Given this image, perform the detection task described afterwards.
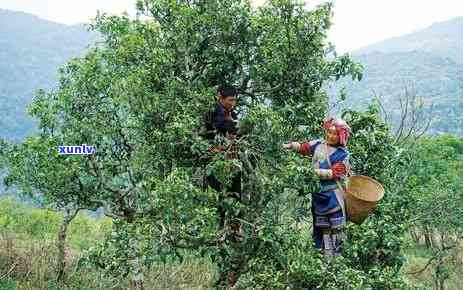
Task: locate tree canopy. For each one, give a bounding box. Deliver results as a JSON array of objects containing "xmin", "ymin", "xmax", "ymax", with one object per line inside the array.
[{"xmin": 2, "ymin": 1, "xmax": 423, "ymax": 289}]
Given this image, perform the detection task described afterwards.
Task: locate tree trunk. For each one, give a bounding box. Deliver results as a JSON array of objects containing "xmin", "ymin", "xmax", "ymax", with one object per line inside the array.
[
  {"xmin": 435, "ymin": 256, "xmax": 446, "ymax": 290},
  {"xmin": 57, "ymin": 207, "xmax": 80, "ymax": 281},
  {"xmin": 430, "ymin": 227, "xmax": 439, "ymax": 249},
  {"xmin": 120, "ymin": 192, "xmax": 145, "ymax": 290},
  {"xmin": 439, "ymin": 231, "xmax": 446, "ymax": 250},
  {"xmin": 410, "ymin": 227, "xmax": 420, "ymax": 244},
  {"xmin": 424, "ymin": 226, "xmax": 433, "ymax": 248},
  {"xmin": 128, "ymin": 232, "xmax": 144, "ymax": 290}
]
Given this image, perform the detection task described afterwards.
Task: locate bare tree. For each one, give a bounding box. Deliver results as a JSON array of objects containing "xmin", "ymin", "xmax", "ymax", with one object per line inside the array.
[{"xmin": 373, "ymin": 86, "xmax": 434, "ymax": 147}]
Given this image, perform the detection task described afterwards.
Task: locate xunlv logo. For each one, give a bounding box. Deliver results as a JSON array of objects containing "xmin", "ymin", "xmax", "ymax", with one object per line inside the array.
[{"xmin": 58, "ymin": 144, "xmax": 95, "ymax": 155}]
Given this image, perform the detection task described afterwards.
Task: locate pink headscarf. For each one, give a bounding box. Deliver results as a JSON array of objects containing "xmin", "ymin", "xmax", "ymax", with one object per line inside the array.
[{"xmin": 323, "ymin": 117, "xmax": 351, "ymax": 147}]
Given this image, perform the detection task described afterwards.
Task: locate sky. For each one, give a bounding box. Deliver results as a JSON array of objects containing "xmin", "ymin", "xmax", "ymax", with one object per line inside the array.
[{"xmin": 1, "ymin": 0, "xmax": 462, "ymax": 52}]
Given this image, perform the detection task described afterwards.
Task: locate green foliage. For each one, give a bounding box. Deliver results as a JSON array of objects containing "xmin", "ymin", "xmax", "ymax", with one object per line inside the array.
[
  {"xmin": 240, "ymin": 228, "xmax": 409, "ymax": 289},
  {"xmin": 407, "ymin": 134, "xmax": 463, "ymax": 232},
  {"xmin": 231, "ymin": 103, "xmax": 415, "ymax": 289},
  {"xmin": 0, "ymin": 202, "xmax": 214, "ymax": 289},
  {"xmin": 340, "ymin": 105, "xmax": 412, "ymax": 276},
  {"xmin": 0, "ymin": 198, "xmax": 60, "ymax": 238},
  {"xmin": 333, "ymin": 52, "xmax": 463, "ymax": 136},
  {"xmin": 0, "ymin": 198, "xmax": 110, "ymax": 249},
  {"xmin": 2, "ymin": 0, "xmax": 426, "ymax": 288},
  {"xmin": 0, "ymin": 280, "xmax": 16, "ymax": 290}
]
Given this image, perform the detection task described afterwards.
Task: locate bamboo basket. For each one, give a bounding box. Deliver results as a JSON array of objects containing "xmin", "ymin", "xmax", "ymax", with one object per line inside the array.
[{"xmin": 344, "ymin": 175, "xmax": 385, "ymax": 225}]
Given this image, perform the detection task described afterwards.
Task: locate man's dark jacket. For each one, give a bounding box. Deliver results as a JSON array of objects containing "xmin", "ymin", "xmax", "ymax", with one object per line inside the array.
[{"xmin": 204, "ymin": 103, "xmax": 239, "ymax": 140}]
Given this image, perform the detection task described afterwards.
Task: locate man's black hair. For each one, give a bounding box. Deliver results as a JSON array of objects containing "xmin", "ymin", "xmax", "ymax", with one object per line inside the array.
[{"xmin": 218, "ymin": 85, "xmax": 237, "ymax": 98}]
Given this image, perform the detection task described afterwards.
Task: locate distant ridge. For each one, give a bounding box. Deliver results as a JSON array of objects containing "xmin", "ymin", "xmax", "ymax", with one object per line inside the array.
[
  {"xmin": 353, "ymin": 16, "xmax": 463, "ymax": 63},
  {"xmin": 332, "ymin": 16, "xmax": 463, "ymax": 136},
  {"xmin": 0, "ymin": 9, "xmax": 99, "ymax": 141},
  {"xmin": 0, "ymin": 9, "xmax": 462, "ymax": 138}
]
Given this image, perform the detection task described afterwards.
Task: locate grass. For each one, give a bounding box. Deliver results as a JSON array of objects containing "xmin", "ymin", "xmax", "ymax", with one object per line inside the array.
[
  {"xmin": 1, "ymin": 198, "xmax": 462, "ymax": 289},
  {"xmin": 401, "ymin": 242, "xmax": 463, "ymax": 290},
  {"xmin": 0, "ymin": 236, "xmax": 215, "ymax": 289},
  {"xmin": 0, "ymin": 198, "xmax": 216, "ymax": 289}
]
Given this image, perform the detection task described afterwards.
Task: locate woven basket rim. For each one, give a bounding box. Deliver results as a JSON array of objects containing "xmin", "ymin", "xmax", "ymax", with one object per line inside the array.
[{"xmin": 346, "ymin": 175, "xmax": 385, "ymax": 202}]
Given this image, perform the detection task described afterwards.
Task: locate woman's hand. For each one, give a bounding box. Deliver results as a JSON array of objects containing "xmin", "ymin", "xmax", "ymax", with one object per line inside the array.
[
  {"xmin": 314, "ymin": 168, "xmax": 333, "ymax": 180},
  {"xmin": 281, "ymin": 142, "xmax": 293, "ymax": 150},
  {"xmin": 282, "ymin": 142, "xmax": 301, "ymax": 151}
]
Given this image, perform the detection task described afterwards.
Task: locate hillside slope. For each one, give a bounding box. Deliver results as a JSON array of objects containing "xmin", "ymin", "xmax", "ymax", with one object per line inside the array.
[
  {"xmin": 332, "ymin": 17, "xmax": 463, "ymax": 135},
  {"xmin": 0, "ymin": 9, "xmax": 99, "ymax": 141}
]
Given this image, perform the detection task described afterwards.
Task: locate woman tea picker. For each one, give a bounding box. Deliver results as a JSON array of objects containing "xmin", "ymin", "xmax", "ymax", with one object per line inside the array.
[{"xmin": 282, "ymin": 117, "xmax": 352, "ymax": 258}]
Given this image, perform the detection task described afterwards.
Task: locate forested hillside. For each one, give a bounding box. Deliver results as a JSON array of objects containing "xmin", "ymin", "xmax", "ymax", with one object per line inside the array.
[
  {"xmin": 331, "ymin": 17, "xmax": 463, "ymax": 135},
  {"xmin": 356, "ymin": 17, "xmax": 463, "ymax": 63},
  {"xmin": 0, "ymin": 9, "xmax": 99, "ymax": 141}
]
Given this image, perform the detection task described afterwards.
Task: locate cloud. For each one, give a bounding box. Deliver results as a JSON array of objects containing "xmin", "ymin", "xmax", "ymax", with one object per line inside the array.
[{"xmin": 328, "ymin": 0, "xmax": 463, "ymax": 52}]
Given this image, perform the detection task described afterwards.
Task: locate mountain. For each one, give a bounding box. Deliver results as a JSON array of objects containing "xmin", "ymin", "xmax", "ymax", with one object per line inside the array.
[
  {"xmin": 0, "ymin": 9, "xmax": 99, "ymax": 142},
  {"xmin": 331, "ymin": 17, "xmax": 463, "ymax": 136},
  {"xmin": 355, "ymin": 17, "xmax": 463, "ymax": 63},
  {"xmin": 1, "ymin": 9, "xmax": 462, "ymax": 140}
]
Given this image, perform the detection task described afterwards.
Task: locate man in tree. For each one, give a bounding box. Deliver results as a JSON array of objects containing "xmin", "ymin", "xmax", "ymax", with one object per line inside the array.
[
  {"xmin": 202, "ymin": 84, "xmax": 247, "ymax": 286},
  {"xmin": 203, "ymin": 85, "xmax": 242, "ymax": 222},
  {"xmin": 282, "ymin": 117, "xmax": 352, "ymax": 259}
]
